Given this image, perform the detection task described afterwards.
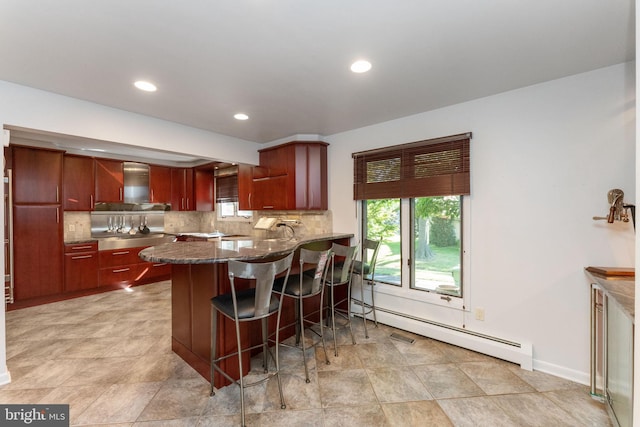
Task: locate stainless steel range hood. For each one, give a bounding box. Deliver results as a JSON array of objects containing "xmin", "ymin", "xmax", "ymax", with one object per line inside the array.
[{"xmin": 123, "ymin": 161, "xmax": 149, "ymax": 204}]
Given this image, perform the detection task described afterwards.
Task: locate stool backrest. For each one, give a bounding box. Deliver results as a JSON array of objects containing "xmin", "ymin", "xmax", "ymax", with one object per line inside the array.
[
  {"xmin": 330, "ymin": 243, "xmax": 359, "ymax": 284},
  {"xmin": 227, "ymin": 252, "xmax": 294, "ymax": 318},
  {"xmin": 362, "ymin": 238, "xmax": 382, "ymax": 279},
  {"xmin": 299, "ymin": 248, "xmax": 332, "ymax": 295}
]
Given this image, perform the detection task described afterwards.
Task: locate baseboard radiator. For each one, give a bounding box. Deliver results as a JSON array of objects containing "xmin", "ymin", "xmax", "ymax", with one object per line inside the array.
[{"xmin": 352, "ymin": 302, "xmax": 533, "ymax": 370}]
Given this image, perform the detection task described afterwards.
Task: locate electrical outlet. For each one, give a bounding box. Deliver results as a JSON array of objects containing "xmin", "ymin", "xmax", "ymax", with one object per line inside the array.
[
  {"xmin": 69, "ymin": 224, "xmax": 76, "ymax": 232},
  {"xmin": 475, "ymin": 308, "xmax": 485, "ymax": 321}
]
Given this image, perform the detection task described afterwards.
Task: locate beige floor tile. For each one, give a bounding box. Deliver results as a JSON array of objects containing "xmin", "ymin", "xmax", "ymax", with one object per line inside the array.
[
  {"xmin": 74, "ymin": 382, "xmax": 163, "ymax": 425},
  {"xmin": 366, "ymin": 366, "xmax": 433, "ymax": 403},
  {"xmin": 382, "ymin": 400, "xmax": 453, "ymax": 427},
  {"xmin": 391, "ymin": 336, "xmax": 449, "ymax": 365},
  {"xmin": 437, "ymin": 396, "xmax": 515, "ymax": 427},
  {"xmin": 354, "ymin": 342, "xmax": 408, "ymax": 368},
  {"xmin": 137, "ymin": 378, "xmax": 210, "ymax": 421},
  {"xmin": 39, "ymin": 384, "xmax": 107, "ymax": 425},
  {"xmin": 509, "ymin": 365, "xmax": 586, "ymax": 392},
  {"xmin": 543, "ymin": 388, "xmax": 614, "ymax": 426},
  {"xmin": 412, "ymin": 363, "xmax": 485, "ymax": 399},
  {"xmin": 317, "ymin": 369, "xmax": 378, "ymax": 408},
  {"xmin": 490, "ymin": 392, "xmax": 586, "ymax": 426},
  {"xmin": 323, "ymin": 404, "xmax": 388, "ymax": 427},
  {"xmin": 457, "ymin": 361, "xmax": 536, "ymax": 395}
]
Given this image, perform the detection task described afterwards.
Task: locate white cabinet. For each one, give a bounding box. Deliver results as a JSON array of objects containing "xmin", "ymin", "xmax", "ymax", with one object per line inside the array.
[
  {"xmin": 605, "ymin": 295, "xmax": 634, "ymax": 427},
  {"xmin": 589, "ymin": 272, "xmax": 634, "ymax": 427}
]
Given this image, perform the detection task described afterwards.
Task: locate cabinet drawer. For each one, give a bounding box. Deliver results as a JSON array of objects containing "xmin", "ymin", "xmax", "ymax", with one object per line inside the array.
[
  {"xmin": 138, "ymin": 261, "xmax": 171, "ymax": 282},
  {"xmin": 99, "ymin": 247, "xmax": 145, "ymax": 268},
  {"xmin": 64, "ymin": 252, "xmax": 99, "ymax": 291},
  {"xmin": 65, "ymin": 242, "xmax": 98, "ymax": 253},
  {"xmin": 99, "ymin": 264, "xmax": 140, "ymax": 287}
]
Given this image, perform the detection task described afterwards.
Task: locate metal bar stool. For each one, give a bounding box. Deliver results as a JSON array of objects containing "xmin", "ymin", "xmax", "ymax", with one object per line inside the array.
[
  {"xmin": 352, "ymin": 238, "xmax": 382, "ymax": 338},
  {"xmin": 273, "ymin": 248, "xmax": 332, "ymax": 382},
  {"xmin": 210, "ymin": 252, "xmax": 294, "ymax": 427},
  {"xmin": 324, "ymin": 242, "xmax": 359, "ymax": 357}
]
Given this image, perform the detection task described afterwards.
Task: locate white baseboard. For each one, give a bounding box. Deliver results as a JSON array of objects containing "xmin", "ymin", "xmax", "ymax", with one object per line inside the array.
[{"xmin": 532, "ymin": 358, "xmax": 590, "ymax": 386}]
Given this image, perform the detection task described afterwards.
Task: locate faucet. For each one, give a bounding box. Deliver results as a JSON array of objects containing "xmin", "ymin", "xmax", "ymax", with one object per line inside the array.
[{"xmin": 276, "ymin": 223, "xmax": 295, "ymax": 240}]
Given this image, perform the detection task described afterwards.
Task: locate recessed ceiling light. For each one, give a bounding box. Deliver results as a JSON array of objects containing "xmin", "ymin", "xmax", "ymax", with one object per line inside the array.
[
  {"xmin": 134, "ymin": 80, "xmax": 157, "ymax": 92},
  {"xmin": 234, "ymin": 113, "xmax": 249, "ymax": 120},
  {"xmin": 350, "ymin": 60, "xmax": 372, "ymax": 73}
]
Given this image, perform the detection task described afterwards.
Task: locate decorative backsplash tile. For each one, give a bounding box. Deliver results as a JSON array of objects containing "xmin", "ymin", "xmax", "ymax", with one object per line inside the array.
[{"xmin": 65, "ymin": 209, "xmax": 333, "ymax": 242}]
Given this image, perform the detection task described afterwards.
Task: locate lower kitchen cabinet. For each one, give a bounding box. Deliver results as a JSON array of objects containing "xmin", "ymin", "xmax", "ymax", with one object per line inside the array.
[
  {"xmin": 99, "ymin": 246, "xmax": 170, "ymax": 287},
  {"xmin": 64, "ymin": 242, "xmax": 99, "ymax": 291},
  {"xmin": 606, "ymin": 295, "xmax": 633, "ymax": 427}
]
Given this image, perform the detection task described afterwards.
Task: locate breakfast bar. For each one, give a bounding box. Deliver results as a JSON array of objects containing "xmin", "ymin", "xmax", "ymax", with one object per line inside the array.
[{"xmin": 139, "ymin": 233, "xmax": 353, "ymax": 387}]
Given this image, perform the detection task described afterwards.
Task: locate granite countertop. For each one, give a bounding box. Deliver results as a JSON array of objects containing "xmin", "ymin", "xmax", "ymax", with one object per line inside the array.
[
  {"xmin": 138, "ymin": 233, "xmax": 354, "ymax": 264},
  {"xmin": 585, "ymin": 267, "xmax": 635, "ymax": 321}
]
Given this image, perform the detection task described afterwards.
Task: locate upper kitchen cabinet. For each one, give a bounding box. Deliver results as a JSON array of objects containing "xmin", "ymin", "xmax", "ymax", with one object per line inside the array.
[
  {"xmin": 11, "ymin": 145, "xmax": 63, "ymax": 204},
  {"xmin": 171, "ymin": 167, "xmax": 194, "ymax": 211},
  {"xmin": 149, "ymin": 165, "xmax": 172, "ymax": 204},
  {"xmin": 257, "ymin": 141, "xmax": 328, "ymax": 210},
  {"xmin": 194, "ymin": 165, "xmax": 215, "ymax": 211},
  {"xmin": 63, "ymin": 154, "xmax": 95, "ymax": 210},
  {"xmin": 237, "ymin": 164, "xmax": 254, "ymax": 210},
  {"xmin": 95, "ymin": 158, "xmax": 124, "ymax": 203}
]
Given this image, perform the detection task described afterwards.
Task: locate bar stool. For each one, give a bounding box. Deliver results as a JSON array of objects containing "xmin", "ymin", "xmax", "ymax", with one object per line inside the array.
[
  {"xmin": 324, "ymin": 242, "xmax": 359, "ymax": 357},
  {"xmin": 352, "ymin": 238, "xmax": 382, "ymax": 338},
  {"xmin": 273, "ymin": 248, "xmax": 332, "ymax": 383},
  {"xmin": 210, "ymin": 252, "xmax": 294, "ymax": 427}
]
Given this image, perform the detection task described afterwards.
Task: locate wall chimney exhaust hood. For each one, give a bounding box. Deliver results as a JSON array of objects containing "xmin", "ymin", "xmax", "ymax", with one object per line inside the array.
[{"xmin": 123, "ymin": 162, "xmax": 150, "ymax": 204}]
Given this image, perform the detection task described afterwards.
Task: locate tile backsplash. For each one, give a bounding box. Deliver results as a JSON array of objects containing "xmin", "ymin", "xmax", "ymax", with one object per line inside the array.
[{"xmin": 65, "ymin": 210, "xmax": 333, "ymax": 242}]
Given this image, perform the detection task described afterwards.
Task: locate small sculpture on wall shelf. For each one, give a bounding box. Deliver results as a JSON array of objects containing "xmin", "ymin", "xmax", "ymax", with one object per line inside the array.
[{"xmin": 593, "ymin": 188, "xmax": 635, "ymax": 229}]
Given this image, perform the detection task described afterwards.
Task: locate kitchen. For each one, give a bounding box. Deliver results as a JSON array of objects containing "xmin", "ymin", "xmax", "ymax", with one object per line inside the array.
[{"xmin": 0, "ymin": 1, "xmax": 636, "ymax": 426}]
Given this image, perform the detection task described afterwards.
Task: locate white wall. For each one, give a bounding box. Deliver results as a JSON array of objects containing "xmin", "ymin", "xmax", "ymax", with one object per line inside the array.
[
  {"xmin": 326, "ymin": 62, "xmax": 636, "ymax": 382},
  {"xmin": 0, "ymin": 81, "xmax": 263, "ymax": 385}
]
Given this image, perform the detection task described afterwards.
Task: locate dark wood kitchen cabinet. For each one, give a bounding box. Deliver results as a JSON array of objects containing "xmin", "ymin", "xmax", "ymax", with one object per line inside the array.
[
  {"xmin": 13, "ymin": 205, "xmax": 63, "ymax": 300},
  {"xmin": 12, "ymin": 145, "xmax": 63, "ymax": 204},
  {"xmin": 256, "ymin": 141, "xmax": 328, "ymax": 210},
  {"xmin": 63, "ymin": 154, "xmax": 95, "ymax": 210},
  {"xmin": 95, "ymin": 158, "xmax": 124, "ymax": 203},
  {"xmin": 9, "ymin": 145, "xmax": 64, "ymax": 304},
  {"xmin": 149, "ymin": 164, "xmax": 172, "ymax": 204},
  {"xmin": 252, "ymin": 171, "xmax": 289, "ymax": 210},
  {"xmin": 171, "ymin": 167, "xmax": 194, "ymax": 211},
  {"xmin": 237, "ymin": 164, "xmax": 254, "ymax": 210},
  {"xmin": 99, "ymin": 246, "xmax": 170, "ymax": 287},
  {"xmin": 194, "ymin": 168, "xmax": 214, "ymax": 211},
  {"xmin": 64, "ymin": 241, "xmax": 99, "ymax": 291}
]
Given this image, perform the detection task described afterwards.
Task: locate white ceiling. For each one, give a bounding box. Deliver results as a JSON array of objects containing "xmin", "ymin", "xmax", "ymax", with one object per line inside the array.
[{"xmin": 0, "ymin": 1, "xmax": 635, "ymax": 147}]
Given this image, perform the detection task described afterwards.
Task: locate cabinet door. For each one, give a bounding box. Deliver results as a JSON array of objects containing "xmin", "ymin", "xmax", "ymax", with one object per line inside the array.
[
  {"xmin": 305, "ymin": 143, "xmax": 327, "ymax": 210},
  {"xmin": 12, "ymin": 146, "xmax": 63, "ymax": 204},
  {"xmin": 171, "ymin": 168, "xmax": 194, "ymax": 211},
  {"xmin": 149, "ymin": 165, "xmax": 172, "ymax": 204},
  {"xmin": 13, "ymin": 205, "xmax": 63, "ymax": 300},
  {"xmin": 237, "ymin": 164, "xmax": 254, "ymax": 210},
  {"xmin": 64, "ymin": 251, "xmax": 99, "ymax": 291},
  {"xmin": 606, "ymin": 297, "xmax": 633, "ymax": 427},
  {"xmin": 252, "ymin": 175, "xmax": 289, "ymax": 210},
  {"xmin": 95, "ymin": 159, "xmax": 124, "ymax": 203},
  {"xmin": 63, "ymin": 155, "xmax": 95, "ymax": 210},
  {"xmin": 194, "ymin": 169, "xmax": 214, "ymax": 211}
]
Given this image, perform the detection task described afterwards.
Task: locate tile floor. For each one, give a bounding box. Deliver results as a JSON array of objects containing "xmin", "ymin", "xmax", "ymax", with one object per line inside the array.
[{"xmin": 1, "ymin": 281, "xmax": 613, "ymax": 426}]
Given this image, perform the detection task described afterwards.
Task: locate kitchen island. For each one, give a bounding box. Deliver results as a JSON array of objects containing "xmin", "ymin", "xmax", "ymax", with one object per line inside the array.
[{"xmin": 139, "ymin": 233, "xmax": 353, "ymax": 386}]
